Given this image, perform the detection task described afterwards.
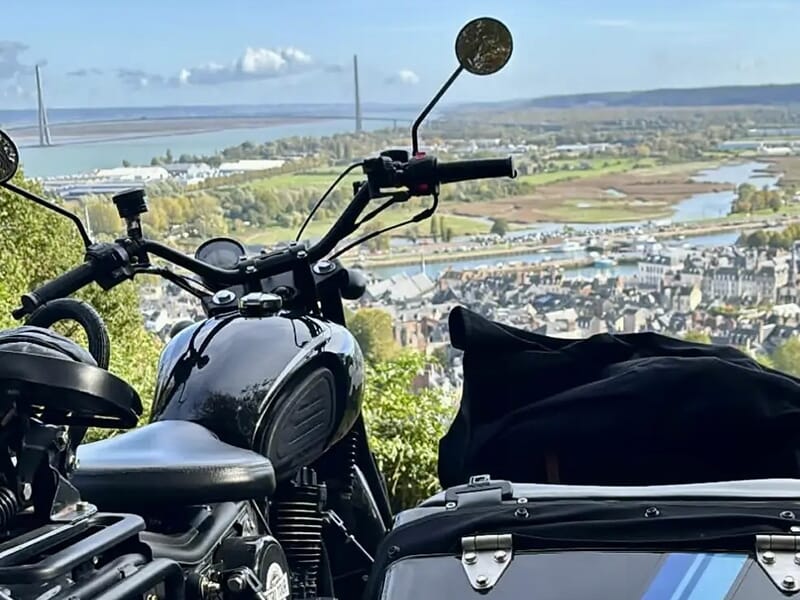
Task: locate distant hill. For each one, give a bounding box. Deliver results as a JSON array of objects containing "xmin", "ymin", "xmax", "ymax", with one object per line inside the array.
[{"xmin": 453, "ymin": 83, "xmax": 800, "ymax": 112}]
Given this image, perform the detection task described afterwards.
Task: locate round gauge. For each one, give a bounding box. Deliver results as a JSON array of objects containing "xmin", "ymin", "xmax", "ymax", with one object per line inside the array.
[{"xmin": 194, "ymin": 237, "xmax": 245, "ymax": 269}]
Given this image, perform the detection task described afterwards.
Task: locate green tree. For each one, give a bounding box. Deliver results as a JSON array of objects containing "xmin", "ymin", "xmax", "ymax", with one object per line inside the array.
[
  {"xmin": 748, "ymin": 229, "xmax": 769, "ymax": 248},
  {"xmin": 772, "ymin": 336, "xmax": 800, "ymax": 377},
  {"xmin": 121, "ymin": 159, "xmax": 131, "ymax": 168},
  {"xmin": 683, "ymin": 330, "xmax": 711, "ymax": 344},
  {"xmin": 490, "ymin": 218, "xmax": 509, "ymax": 237},
  {"xmin": 362, "ymin": 351, "xmax": 456, "ymax": 511},
  {"xmin": 349, "ymin": 308, "xmax": 397, "ymax": 362},
  {"xmin": 429, "ymin": 217, "xmax": 439, "ymax": 242},
  {"xmin": 0, "ymin": 171, "xmax": 162, "ymax": 439}
]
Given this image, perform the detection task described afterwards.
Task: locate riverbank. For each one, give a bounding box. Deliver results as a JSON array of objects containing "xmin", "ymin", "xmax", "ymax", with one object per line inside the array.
[
  {"xmin": 450, "ymin": 159, "xmax": 736, "ymax": 224},
  {"xmin": 353, "ymin": 215, "xmax": 795, "ymax": 269}
]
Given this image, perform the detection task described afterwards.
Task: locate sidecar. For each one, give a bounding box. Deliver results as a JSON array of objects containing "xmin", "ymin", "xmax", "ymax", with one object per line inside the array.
[
  {"xmin": 366, "ymin": 308, "xmax": 800, "ymax": 599},
  {"xmin": 368, "ymin": 476, "xmax": 800, "ymax": 599}
]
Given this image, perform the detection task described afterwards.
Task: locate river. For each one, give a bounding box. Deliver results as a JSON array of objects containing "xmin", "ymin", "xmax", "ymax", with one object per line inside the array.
[
  {"xmin": 370, "ymin": 161, "xmax": 777, "ymax": 279},
  {"xmin": 17, "ymin": 118, "xmax": 403, "ymax": 178}
]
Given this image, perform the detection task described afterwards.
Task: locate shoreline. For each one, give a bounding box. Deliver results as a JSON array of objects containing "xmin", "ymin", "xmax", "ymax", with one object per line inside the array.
[{"xmin": 352, "ymin": 216, "xmax": 789, "ymax": 269}]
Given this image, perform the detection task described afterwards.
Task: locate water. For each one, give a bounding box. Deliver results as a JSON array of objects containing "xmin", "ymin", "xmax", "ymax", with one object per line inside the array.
[
  {"xmin": 368, "ymin": 230, "xmax": 742, "ymax": 280},
  {"xmin": 18, "ymin": 119, "xmax": 401, "ymax": 178},
  {"xmin": 673, "ymin": 161, "xmax": 781, "ymax": 221}
]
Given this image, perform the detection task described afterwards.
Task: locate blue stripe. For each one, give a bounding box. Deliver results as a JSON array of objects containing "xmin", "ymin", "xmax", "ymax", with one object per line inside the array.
[
  {"xmin": 641, "ymin": 553, "xmax": 700, "ymax": 600},
  {"xmin": 677, "ymin": 554, "xmax": 714, "ymax": 600},
  {"xmin": 684, "ymin": 554, "xmax": 747, "ymax": 600}
]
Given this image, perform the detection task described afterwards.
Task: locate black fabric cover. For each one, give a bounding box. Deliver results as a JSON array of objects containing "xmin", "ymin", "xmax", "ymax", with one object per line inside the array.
[
  {"xmin": 0, "ymin": 325, "xmax": 96, "ymax": 366},
  {"xmin": 438, "ymin": 307, "xmax": 800, "ymax": 488}
]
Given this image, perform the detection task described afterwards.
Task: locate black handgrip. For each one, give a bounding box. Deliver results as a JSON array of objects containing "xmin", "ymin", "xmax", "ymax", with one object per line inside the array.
[
  {"xmin": 437, "ymin": 157, "xmax": 515, "ymax": 184},
  {"xmin": 18, "ymin": 261, "xmax": 97, "ymax": 317}
]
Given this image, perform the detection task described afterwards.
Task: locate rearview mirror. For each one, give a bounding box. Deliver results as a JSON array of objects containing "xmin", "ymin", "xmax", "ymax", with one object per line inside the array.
[
  {"xmin": 0, "ymin": 130, "xmax": 20, "ymax": 185},
  {"xmin": 411, "ymin": 17, "xmax": 513, "ymax": 154},
  {"xmin": 455, "ymin": 17, "xmax": 514, "ymax": 76}
]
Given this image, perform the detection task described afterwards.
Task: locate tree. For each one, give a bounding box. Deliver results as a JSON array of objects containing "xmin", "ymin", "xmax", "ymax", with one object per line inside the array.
[
  {"xmin": 121, "ymin": 159, "xmax": 131, "ymax": 168},
  {"xmin": 349, "ymin": 308, "xmax": 397, "ymax": 362},
  {"xmin": 769, "ymin": 194, "xmax": 783, "ymax": 212},
  {"xmin": 429, "ymin": 217, "xmax": 439, "ymax": 242},
  {"xmin": 362, "ymin": 351, "xmax": 457, "ymax": 511},
  {"xmin": 165, "ymin": 149, "xmax": 173, "ymax": 164},
  {"xmin": 490, "ymin": 218, "xmax": 509, "ymax": 237},
  {"xmin": 748, "ymin": 229, "xmax": 769, "ymax": 248},
  {"xmin": 0, "ymin": 170, "xmax": 163, "ymax": 439},
  {"xmin": 683, "ymin": 330, "xmax": 711, "ymax": 344},
  {"xmin": 772, "ymin": 336, "xmax": 800, "ymax": 378},
  {"xmin": 443, "ymin": 227, "xmax": 454, "ymax": 243}
]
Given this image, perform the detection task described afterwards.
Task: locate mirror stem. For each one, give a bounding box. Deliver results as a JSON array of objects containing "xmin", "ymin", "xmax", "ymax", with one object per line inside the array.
[
  {"xmin": 1, "ymin": 182, "xmax": 92, "ymax": 248},
  {"xmin": 411, "ymin": 65, "xmax": 463, "ymax": 156}
]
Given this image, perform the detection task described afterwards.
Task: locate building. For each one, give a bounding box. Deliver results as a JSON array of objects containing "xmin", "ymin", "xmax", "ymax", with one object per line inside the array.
[
  {"xmin": 218, "ymin": 159, "xmax": 286, "ymax": 173},
  {"xmin": 638, "ymin": 254, "xmax": 683, "ymax": 288},
  {"xmin": 164, "ymin": 162, "xmax": 213, "ymax": 184}
]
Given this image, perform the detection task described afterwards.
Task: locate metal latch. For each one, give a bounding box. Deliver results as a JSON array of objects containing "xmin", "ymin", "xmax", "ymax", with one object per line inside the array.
[
  {"xmin": 756, "ymin": 534, "xmax": 800, "ymax": 594},
  {"xmin": 461, "ymin": 534, "xmax": 513, "ymax": 592},
  {"xmin": 445, "ymin": 475, "xmax": 514, "ymax": 510}
]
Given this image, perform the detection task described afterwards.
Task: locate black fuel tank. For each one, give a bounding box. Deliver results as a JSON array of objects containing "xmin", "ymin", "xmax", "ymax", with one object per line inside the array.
[{"xmin": 150, "ymin": 313, "xmax": 364, "ymax": 481}]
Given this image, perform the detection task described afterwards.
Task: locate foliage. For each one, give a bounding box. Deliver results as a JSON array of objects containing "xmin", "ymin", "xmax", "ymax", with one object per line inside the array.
[
  {"xmin": 490, "ymin": 218, "xmax": 509, "ymax": 237},
  {"xmin": 771, "ymin": 336, "xmax": 800, "ymax": 378},
  {"xmin": 362, "ymin": 351, "xmax": 456, "ymax": 511},
  {"xmin": 348, "ymin": 308, "xmax": 396, "ymax": 362},
  {"xmin": 730, "ymin": 183, "xmax": 784, "ymax": 215},
  {"xmin": 0, "ymin": 171, "xmax": 162, "ymax": 440},
  {"xmin": 740, "ymin": 223, "xmax": 800, "ymax": 250},
  {"xmin": 682, "ymin": 329, "xmax": 711, "ymax": 344}
]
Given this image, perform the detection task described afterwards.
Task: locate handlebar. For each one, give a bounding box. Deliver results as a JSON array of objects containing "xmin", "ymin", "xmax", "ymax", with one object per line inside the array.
[
  {"xmin": 16, "ymin": 155, "xmax": 515, "ymax": 317},
  {"xmin": 17, "ymin": 261, "xmax": 98, "ymax": 318},
  {"xmin": 437, "ymin": 157, "xmax": 515, "ymax": 184}
]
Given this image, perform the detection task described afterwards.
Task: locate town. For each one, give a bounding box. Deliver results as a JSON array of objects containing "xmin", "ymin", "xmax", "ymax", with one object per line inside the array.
[{"xmin": 138, "ymin": 234, "xmax": 800, "ymax": 394}]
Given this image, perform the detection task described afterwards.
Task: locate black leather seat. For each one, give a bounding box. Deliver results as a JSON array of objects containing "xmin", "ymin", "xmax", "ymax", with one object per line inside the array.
[{"xmin": 73, "ymin": 420, "xmax": 276, "ymax": 509}]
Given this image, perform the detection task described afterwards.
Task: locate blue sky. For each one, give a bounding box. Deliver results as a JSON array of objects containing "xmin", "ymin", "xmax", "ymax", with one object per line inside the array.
[{"xmin": 2, "ymin": 0, "xmax": 800, "ymax": 108}]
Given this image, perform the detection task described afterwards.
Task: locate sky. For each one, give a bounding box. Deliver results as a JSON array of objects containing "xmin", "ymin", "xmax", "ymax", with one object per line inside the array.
[{"xmin": 2, "ymin": 0, "xmax": 800, "ymax": 109}]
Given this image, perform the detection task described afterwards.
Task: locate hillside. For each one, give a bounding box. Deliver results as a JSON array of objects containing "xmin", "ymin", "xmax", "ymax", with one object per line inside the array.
[{"xmin": 453, "ymin": 83, "xmax": 800, "ymax": 112}]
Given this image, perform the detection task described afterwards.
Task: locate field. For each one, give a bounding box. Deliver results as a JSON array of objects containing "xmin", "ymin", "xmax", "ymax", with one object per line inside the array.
[
  {"xmin": 231, "ymin": 157, "xmax": 737, "ymax": 241},
  {"xmin": 240, "ymin": 203, "xmax": 490, "ymax": 246},
  {"xmin": 449, "ymin": 160, "xmax": 730, "ymax": 224}
]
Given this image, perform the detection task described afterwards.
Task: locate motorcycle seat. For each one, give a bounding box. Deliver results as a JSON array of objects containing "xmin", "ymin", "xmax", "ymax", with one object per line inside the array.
[{"xmin": 73, "ymin": 420, "xmax": 276, "ymax": 510}]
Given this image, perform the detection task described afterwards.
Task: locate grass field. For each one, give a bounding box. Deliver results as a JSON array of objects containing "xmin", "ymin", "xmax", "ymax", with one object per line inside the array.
[
  {"xmin": 228, "ymin": 157, "xmax": 734, "ymax": 237},
  {"xmin": 518, "ymin": 158, "xmax": 658, "ymax": 186},
  {"xmin": 239, "ymin": 205, "xmax": 490, "ymax": 246}
]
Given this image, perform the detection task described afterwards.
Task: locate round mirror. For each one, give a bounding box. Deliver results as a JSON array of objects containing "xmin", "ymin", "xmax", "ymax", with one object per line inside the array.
[
  {"xmin": 0, "ymin": 130, "xmax": 19, "ymax": 185},
  {"xmin": 455, "ymin": 17, "xmax": 513, "ymax": 76}
]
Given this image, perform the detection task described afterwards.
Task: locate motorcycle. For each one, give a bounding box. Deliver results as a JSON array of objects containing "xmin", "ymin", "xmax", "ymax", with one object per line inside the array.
[{"xmin": 0, "ymin": 17, "xmax": 515, "ymax": 600}]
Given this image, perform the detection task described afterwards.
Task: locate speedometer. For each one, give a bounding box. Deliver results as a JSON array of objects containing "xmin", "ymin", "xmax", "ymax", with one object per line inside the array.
[{"xmin": 194, "ymin": 237, "xmax": 245, "ymax": 270}]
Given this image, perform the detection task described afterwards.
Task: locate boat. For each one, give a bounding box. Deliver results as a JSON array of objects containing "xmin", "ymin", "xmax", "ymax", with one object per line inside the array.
[
  {"xmin": 594, "ymin": 256, "xmax": 618, "ymax": 268},
  {"xmin": 558, "ymin": 241, "xmax": 582, "ymax": 252}
]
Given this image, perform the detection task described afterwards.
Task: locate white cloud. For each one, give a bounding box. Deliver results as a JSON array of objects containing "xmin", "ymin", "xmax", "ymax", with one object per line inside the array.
[
  {"xmin": 177, "ymin": 46, "xmax": 315, "ymax": 85},
  {"xmin": 386, "ymin": 68, "xmax": 420, "ymax": 85}
]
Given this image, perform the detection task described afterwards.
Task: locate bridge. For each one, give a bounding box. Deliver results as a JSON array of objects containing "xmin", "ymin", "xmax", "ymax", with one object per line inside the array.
[{"xmin": 9, "ymin": 56, "xmax": 415, "ymax": 147}]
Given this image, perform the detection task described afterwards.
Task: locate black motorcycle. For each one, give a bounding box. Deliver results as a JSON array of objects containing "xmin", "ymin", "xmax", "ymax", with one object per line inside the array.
[{"xmin": 0, "ymin": 17, "xmax": 514, "ymax": 600}]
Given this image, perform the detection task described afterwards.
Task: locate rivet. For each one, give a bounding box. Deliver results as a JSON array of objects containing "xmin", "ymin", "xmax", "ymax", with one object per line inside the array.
[
  {"xmin": 388, "ymin": 545, "xmax": 400, "ymax": 558},
  {"xmin": 515, "ymin": 507, "xmax": 529, "ymax": 519},
  {"xmin": 794, "ymin": 552, "xmax": 800, "ymax": 565},
  {"xmin": 645, "ymin": 506, "xmax": 660, "ymax": 518},
  {"xmin": 445, "ymin": 501, "xmax": 456, "ymax": 509},
  {"xmin": 763, "ymin": 551, "xmax": 776, "ymax": 564},
  {"xmin": 21, "ymin": 483, "xmax": 31, "ymax": 501},
  {"xmin": 784, "ymin": 576, "xmax": 796, "ymax": 589},
  {"xmin": 476, "ymin": 575, "xmax": 489, "ymax": 587},
  {"xmin": 494, "ymin": 550, "xmax": 508, "ymax": 563},
  {"xmin": 781, "ymin": 510, "xmax": 796, "ymax": 520},
  {"xmin": 464, "ymin": 552, "xmax": 477, "ymax": 564},
  {"xmin": 517, "ymin": 497, "xmax": 528, "ymax": 504}
]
